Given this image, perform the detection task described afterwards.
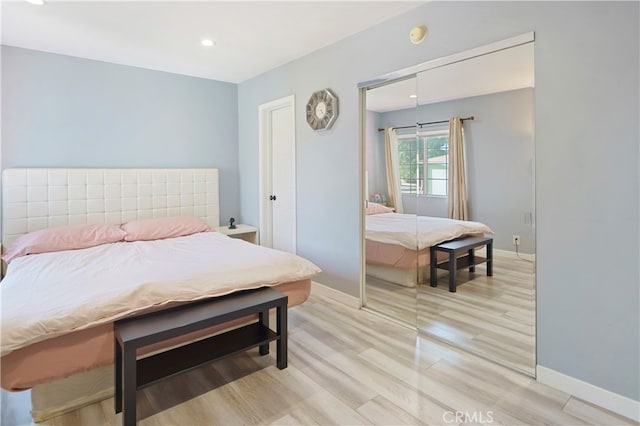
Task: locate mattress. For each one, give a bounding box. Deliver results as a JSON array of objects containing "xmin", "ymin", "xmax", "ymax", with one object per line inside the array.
[
  {"xmin": 1, "ymin": 232, "xmax": 320, "ymax": 357},
  {"xmin": 1, "ymin": 279, "xmax": 310, "ymax": 391},
  {"xmin": 365, "ymin": 213, "xmax": 493, "ymax": 250},
  {"xmin": 365, "ymin": 236, "xmax": 484, "ymax": 268},
  {"xmin": 366, "ymin": 239, "xmax": 433, "ymax": 269},
  {"xmin": 365, "ymin": 213, "xmax": 491, "ymax": 287},
  {"xmin": 1, "ymin": 232, "xmax": 320, "ymax": 390}
]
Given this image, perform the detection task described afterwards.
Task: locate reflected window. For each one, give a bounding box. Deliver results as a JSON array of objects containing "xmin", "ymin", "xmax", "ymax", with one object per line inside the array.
[{"xmin": 397, "ymin": 130, "xmax": 448, "ymax": 196}]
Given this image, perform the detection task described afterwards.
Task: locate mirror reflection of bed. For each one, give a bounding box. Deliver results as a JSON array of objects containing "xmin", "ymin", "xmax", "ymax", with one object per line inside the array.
[{"xmin": 363, "ymin": 40, "xmax": 536, "ymax": 376}]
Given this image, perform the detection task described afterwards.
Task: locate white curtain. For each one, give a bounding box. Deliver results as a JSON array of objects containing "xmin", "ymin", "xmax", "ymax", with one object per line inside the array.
[
  {"xmin": 447, "ymin": 117, "xmax": 468, "ymax": 220},
  {"xmin": 384, "ymin": 127, "xmax": 404, "ymax": 213}
]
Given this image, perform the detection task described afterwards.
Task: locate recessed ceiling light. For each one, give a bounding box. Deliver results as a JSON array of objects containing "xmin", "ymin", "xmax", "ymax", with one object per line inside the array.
[
  {"xmin": 25, "ymin": 0, "xmax": 46, "ymax": 5},
  {"xmin": 201, "ymin": 39, "xmax": 215, "ymax": 47},
  {"xmin": 408, "ymin": 94, "xmax": 417, "ymax": 99}
]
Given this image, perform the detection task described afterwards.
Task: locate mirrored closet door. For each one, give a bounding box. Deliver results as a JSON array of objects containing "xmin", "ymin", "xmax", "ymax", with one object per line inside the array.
[
  {"xmin": 363, "ymin": 76, "xmax": 419, "ymax": 326},
  {"xmin": 362, "ymin": 38, "xmax": 537, "ymax": 376}
]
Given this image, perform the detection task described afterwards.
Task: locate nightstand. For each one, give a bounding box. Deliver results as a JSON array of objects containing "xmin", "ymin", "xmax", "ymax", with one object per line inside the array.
[{"xmin": 215, "ymin": 224, "xmax": 259, "ymax": 244}]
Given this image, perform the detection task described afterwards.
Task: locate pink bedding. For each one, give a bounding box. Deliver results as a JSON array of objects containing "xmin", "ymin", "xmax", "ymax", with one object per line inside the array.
[
  {"xmin": 1, "ymin": 279, "xmax": 311, "ymax": 391},
  {"xmin": 1, "ymin": 232, "xmax": 320, "ymax": 356}
]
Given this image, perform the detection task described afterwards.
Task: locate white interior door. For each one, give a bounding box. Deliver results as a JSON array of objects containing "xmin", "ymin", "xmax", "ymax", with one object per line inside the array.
[{"xmin": 259, "ymin": 96, "xmax": 296, "ymax": 254}]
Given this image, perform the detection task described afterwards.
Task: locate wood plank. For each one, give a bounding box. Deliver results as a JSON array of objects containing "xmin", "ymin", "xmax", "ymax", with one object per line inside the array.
[
  {"xmin": 3, "ymin": 292, "xmax": 633, "ymax": 426},
  {"xmin": 367, "ymin": 251, "xmax": 536, "ymax": 375}
]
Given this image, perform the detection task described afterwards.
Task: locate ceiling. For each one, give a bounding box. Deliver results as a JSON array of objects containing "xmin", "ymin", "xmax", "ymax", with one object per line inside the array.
[
  {"xmin": 367, "ymin": 42, "xmax": 534, "ymax": 112},
  {"xmin": 1, "ymin": 0, "xmax": 426, "ymax": 83}
]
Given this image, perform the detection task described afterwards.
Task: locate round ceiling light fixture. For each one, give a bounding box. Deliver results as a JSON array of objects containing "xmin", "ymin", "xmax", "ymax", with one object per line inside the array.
[
  {"xmin": 201, "ymin": 38, "xmax": 215, "ymax": 47},
  {"xmin": 409, "ymin": 25, "xmax": 427, "ymax": 45},
  {"xmin": 25, "ymin": 0, "xmax": 46, "ymax": 5}
]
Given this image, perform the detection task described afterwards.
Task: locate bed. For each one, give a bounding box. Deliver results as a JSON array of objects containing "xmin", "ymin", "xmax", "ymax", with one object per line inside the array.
[
  {"xmin": 365, "ymin": 208, "xmax": 493, "ymax": 287},
  {"xmin": 0, "ymin": 168, "xmax": 320, "ymax": 421}
]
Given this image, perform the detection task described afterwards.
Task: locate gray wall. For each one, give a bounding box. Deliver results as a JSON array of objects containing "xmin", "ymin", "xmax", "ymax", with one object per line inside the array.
[
  {"xmin": 374, "ymin": 88, "xmax": 535, "ymax": 254},
  {"xmin": 1, "ymin": 46, "xmax": 240, "ymax": 222},
  {"xmin": 238, "ymin": 2, "xmax": 639, "ymax": 401}
]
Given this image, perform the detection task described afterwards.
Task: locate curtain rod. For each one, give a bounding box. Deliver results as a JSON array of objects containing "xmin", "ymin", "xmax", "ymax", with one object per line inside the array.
[{"xmin": 377, "ymin": 115, "xmax": 475, "ymax": 132}]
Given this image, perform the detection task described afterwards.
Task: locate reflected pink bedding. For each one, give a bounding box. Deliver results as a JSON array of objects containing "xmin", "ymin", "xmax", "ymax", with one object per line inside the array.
[
  {"xmin": 365, "ymin": 239, "xmax": 438, "ymax": 268},
  {"xmin": 365, "ymin": 233, "xmax": 484, "ymax": 269}
]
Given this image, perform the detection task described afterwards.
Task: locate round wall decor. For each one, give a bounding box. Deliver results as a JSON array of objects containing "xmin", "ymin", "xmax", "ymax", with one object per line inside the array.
[{"xmin": 306, "ymin": 88, "xmax": 339, "ymax": 132}]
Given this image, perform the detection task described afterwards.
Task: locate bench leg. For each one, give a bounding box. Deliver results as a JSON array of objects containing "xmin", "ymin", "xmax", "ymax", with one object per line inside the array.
[
  {"xmin": 122, "ymin": 347, "xmax": 137, "ymax": 426},
  {"xmin": 276, "ymin": 303, "xmax": 288, "ymax": 369},
  {"xmin": 430, "ymin": 248, "xmax": 437, "ymax": 287},
  {"xmin": 259, "ymin": 310, "xmax": 269, "ymax": 355},
  {"xmin": 449, "ymin": 254, "xmax": 457, "ymax": 293},
  {"xmin": 487, "ymin": 241, "xmax": 493, "ymax": 277},
  {"xmin": 468, "ymin": 249, "xmax": 475, "ymax": 273},
  {"xmin": 115, "ymin": 339, "xmax": 122, "ymax": 414}
]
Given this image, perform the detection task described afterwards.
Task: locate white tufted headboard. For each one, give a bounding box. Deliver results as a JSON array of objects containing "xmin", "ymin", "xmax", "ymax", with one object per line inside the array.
[{"xmin": 1, "ymin": 168, "xmax": 220, "ymax": 248}]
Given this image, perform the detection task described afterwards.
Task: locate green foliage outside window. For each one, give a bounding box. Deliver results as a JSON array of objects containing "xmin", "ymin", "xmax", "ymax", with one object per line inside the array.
[{"xmin": 397, "ymin": 132, "xmax": 448, "ymax": 196}]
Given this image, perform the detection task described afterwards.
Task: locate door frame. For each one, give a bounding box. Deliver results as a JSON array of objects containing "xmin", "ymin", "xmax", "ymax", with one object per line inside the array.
[{"xmin": 258, "ymin": 95, "xmax": 296, "ymax": 251}]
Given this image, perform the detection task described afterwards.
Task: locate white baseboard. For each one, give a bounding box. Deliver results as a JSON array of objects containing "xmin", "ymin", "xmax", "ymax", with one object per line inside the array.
[
  {"xmin": 476, "ymin": 247, "xmax": 535, "ymax": 262},
  {"xmin": 537, "ymin": 365, "xmax": 639, "ymax": 422},
  {"xmin": 311, "ymin": 281, "xmax": 361, "ymax": 309}
]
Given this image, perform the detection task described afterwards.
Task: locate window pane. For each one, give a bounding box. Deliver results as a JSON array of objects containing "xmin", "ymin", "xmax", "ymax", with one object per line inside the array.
[
  {"xmin": 427, "ymin": 162, "xmax": 447, "ymax": 196},
  {"xmin": 424, "ymin": 133, "xmax": 449, "ymax": 196},
  {"xmin": 417, "ymin": 138, "xmax": 425, "ymax": 162},
  {"xmin": 398, "ymin": 137, "xmax": 419, "ymax": 194},
  {"xmin": 427, "ymin": 135, "xmax": 448, "ymax": 157}
]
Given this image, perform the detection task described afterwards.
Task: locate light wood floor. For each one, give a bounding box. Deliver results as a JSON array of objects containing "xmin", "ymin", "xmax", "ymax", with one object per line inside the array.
[
  {"xmin": 2, "ymin": 293, "xmax": 636, "ymax": 426},
  {"xmin": 366, "ymin": 252, "xmax": 536, "ymax": 375}
]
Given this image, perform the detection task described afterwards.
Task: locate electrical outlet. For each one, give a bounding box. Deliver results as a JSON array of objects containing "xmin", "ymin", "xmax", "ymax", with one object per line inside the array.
[{"xmin": 512, "ymin": 235, "xmax": 521, "ymax": 245}]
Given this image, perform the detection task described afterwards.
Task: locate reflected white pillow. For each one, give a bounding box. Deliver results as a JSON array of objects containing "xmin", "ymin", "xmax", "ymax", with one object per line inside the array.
[{"xmin": 365, "ymin": 203, "xmax": 394, "ymax": 215}]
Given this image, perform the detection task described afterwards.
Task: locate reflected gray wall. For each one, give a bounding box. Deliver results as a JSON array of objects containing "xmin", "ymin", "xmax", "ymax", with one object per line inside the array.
[
  {"xmin": 375, "ymin": 88, "xmax": 535, "ymax": 254},
  {"xmin": 365, "ymin": 110, "xmax": 386, "ymax": 198},
  {"xmin": 239, "ymin": 2, "xmax": 639, "ymax": 401}
]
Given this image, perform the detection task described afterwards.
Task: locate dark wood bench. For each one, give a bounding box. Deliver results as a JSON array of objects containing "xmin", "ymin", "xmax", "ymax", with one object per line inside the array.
[
  {"xmin": 114, "ymin": 287, "xmax": 288, "ymax": 426},
  {"xmin": 430, "ymin": 236, "xmax": 493, "ymax": 292}
]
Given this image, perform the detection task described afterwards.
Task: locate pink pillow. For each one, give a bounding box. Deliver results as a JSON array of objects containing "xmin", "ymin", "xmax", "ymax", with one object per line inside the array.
[
  {"xmin": 2, "ymin": 223, "xmax": 126, "ymax": 264},
  {"xmin": 121, "ymin": 216, "xmax": 210, "ymax": 242},
  {"xmin": 365, "ymin": 202, "xmax": 395, "ymax": 215}
]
